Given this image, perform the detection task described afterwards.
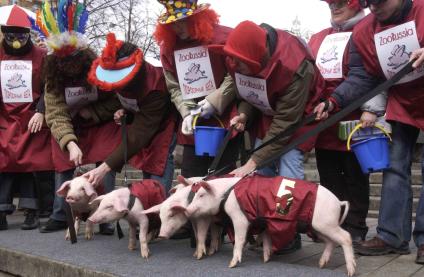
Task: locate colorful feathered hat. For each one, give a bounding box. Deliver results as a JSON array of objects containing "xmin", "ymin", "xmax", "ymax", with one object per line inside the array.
[
  {"xmin": 157, "ymin": 0, "xmax": 210, "ymax": 24},
  {"xmin": 87, "ymin": 33, "xmax": 144, "ymax": 91},
  {"xmin": 29, "ymin": 0, "xmax": 89, "ymax": 57}
]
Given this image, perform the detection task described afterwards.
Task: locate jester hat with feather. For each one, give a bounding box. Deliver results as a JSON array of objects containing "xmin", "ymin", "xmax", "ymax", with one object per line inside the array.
[{"xmin": 29, "ymin": 0, "xmax": 89, "ymax": 57}]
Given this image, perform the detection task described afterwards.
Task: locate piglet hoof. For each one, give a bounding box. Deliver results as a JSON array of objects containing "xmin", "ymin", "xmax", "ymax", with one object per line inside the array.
[
  {"xmin": 228, "ymin": 259, "xmax": 239, "ymax": 268},
  {"xmin": 207, "ymin": 247, "xmax": 217, "ymax": 256},
  {"xmin": 141, "ymin": 246, "xmax": 150, "ymax": 259},
  {"xmin": 128, "ymin": 243, "xmax": 137, "ymax": 251},
  {"xmin": 346, "ymin": 260, "xmax": 356, "ymax": 277},
  {"xmin": 263, "ymin": 253, "xmax": 271, "ymax": 263},
  {"xmin": 85, "ymin": 231, "xmax": 94, "ymax": 240},
  {"xmin": 65, "ymin": 229, "xmax": 70, "ymax": 241}
]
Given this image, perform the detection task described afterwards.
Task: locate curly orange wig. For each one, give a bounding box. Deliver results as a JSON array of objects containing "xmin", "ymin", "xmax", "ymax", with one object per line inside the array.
[{"xmin": 154, "ymin": 8, "xmax": 220, "ymax": 50}]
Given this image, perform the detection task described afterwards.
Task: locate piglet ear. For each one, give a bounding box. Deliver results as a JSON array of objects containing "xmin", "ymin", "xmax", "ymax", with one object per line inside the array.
[
  {"xmin": 142, "ymin": 204, "xmax": 161, "ymax": 215},
  {"xmin": 83, "ymin": 182, "xmax": 98, "ymax": 202},
  {"xmin": 170, "ymin": 203, "xmax": 186, "ymax": 213},
  {"xmin": 56, "ymin": 181, "xmax": 72, "ymax": 197},
  {"xmin": 89, "ymin": 195, "xmax": 105, "ymax": 206},
  {"xmin": 114, "ymin": 197, "xmax": 128, "ymax": 213},
  {"xmin": 199, "ymin": 181, "xmax": 214, "ymax": 195},
  {"xmin": 177, "ymin": 175, "xmax": 191, "ymax": 186}
]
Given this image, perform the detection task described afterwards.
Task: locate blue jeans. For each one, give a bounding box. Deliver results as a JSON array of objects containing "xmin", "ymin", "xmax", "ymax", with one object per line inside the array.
[
  {"xmin": 377, "ymin": 121, "xmax": 424, "ymax": 248},
  {"xmin": 254, "ymin": 139, "xmax": 305, "ymax": 179},
  {"xmin": 413, "ymin": 144, "xmax": 424, "ymax": 247},
  {"xmin": 51, "ymin": 167, "xmax": 116, "ymax": 222},
  {"xmin": 143, "ymin": 134, "xmax": 176, "ymax": 196}
]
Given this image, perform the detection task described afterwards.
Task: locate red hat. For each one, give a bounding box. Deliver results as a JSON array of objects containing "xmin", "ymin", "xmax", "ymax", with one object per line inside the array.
[
  {"xmin": 210, "ymin": 21, "xmax": 267, "ymax": 74},
  {"xmin": 322, "ymin": 0, "xmax": 362, "ymax": 11},
  {"xmin": 1, "ymin": 5, "xmax": 31, "ymax": 33},
  {"xmin": 88, "ymin": 33, "xmax": 144, "ymax": 91}
]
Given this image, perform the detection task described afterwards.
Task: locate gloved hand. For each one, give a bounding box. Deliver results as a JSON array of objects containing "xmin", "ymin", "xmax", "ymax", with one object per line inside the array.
[
  {"xmin": 182, "ymin": 114, "xmax": 194, "ymax": 135},
  {"xmin": 198, "ymin": 99, "xmax": 216, "ymax": 119}
]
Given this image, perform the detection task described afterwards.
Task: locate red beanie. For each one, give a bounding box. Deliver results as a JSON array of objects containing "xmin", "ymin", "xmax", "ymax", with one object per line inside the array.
[{"xmin": 222, "ymin": 21, "xmax": 267, "ymax": 74}]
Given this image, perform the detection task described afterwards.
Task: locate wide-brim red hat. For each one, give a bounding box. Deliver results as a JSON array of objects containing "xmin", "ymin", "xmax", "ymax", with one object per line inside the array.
[{"xmin": 88, "ymin": 33, "xmax": 144, "ymax": 91}]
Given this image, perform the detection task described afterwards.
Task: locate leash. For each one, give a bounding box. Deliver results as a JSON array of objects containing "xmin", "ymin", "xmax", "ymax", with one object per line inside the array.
[
  {"xmin": 207, "ymin": 125, "xmax": 235, "ymax": 175},
  {"xmin": 205, "ymin": 61, "xmax": 414, "ymax": 176},
  {"xmin": 256, "ymin": 60, "xmax": 414, "ymax": 169},
  {"xmin": 116, "ymin": 114, "xmax": 133, "ymax": 239}
]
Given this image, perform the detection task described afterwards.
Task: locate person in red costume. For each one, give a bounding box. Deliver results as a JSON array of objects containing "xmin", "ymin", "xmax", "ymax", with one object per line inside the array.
[
  {"xmin": 85, "ymin": 33, "xmax": 177, "ymax": 195},
  {"xmin": 154, "ymin": 0, "xmax": 240, "ymax": 179},
  {"xmin": 32, "ymin": 1, "xmax": 120, "ymax": 234},
  {"xmin": 0, "ymin": 5, "xmax": 54, "ymax": 230},
  {"xmin": 209, "ymin": 20, "xmax": 325, "ymax": 253},
  {"xmin": 314, "ymin": 0, "xmax": 424, "ymax": 264},
  {"xmin": 309, "ymin": 0, "xmax": 387, "ymax": 243}
]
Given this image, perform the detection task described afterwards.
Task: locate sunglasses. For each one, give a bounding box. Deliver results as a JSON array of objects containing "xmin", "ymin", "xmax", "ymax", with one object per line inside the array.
[
  {"xmin": 4, "ymin": 33, "xmax": 30, "ymax": 42},
  {"xmin": 359, "ymin": 0, "xmax": 388, "ymax": 8}
]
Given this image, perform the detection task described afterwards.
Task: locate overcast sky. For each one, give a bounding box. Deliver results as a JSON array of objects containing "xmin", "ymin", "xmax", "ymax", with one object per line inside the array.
[{"xmin": 148, "ymin": 0, "xmax": 332, "ymax": 33}]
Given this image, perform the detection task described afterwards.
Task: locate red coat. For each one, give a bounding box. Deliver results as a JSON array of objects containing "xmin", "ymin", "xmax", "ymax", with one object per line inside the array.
[
  {"xmin": 160, "ymin": 25, "xmax": 238, "ymax": 145},
  {"xmin": 228, "ymin": 30, "xmax": 324, "ymax": 152},
  {"xmin": 309, "ymin": 28, "xmax": 362, "ymax": 151},
  {"xmin": 130, "ymin": 179, "xmax": 166, "ymax": 230},
  {"xmin": 233, "ymin": 175, "xmax": 317, "ymax": 251},
  {"xmin": 352, "ymin": 1, "xmax": 424, "ymax": 129},
  {"xmin": 0, "ymin": 45, "xmax": 54, "ymax": 172},
  {"xmin": 119, "ymin": 63, "xmax": 177, "ymax": 176}
]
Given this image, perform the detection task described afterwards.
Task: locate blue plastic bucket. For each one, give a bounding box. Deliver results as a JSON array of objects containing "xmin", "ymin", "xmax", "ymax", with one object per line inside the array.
[
  {"xmin": 351, "ymin": 136, "xmax": 390, "ymax": 174},
  {"xmin": 194, "ymin": 126, "xmax": 227, "ymax": 157}
]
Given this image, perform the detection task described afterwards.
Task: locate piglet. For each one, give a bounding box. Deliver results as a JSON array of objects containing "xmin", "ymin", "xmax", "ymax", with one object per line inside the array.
[
  {"xmin": 143, "ymin": 176, "xmax": 222, "ymax": 259},
  {"xmin": 88, "ymin": 179, "xmax": 165, "ymax": 258},
  {"xmin": 185, "ymin": 175, "xmax": 356, "ymax": 277},
  {"xmin": 56, "ymin": 176, "xmax": 101, "ymax": 240}
]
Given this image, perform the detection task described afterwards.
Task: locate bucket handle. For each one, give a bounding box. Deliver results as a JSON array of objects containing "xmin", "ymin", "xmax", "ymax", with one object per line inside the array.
[
  {"xmin": 347, "ymin": 123, "xmax": 392, "ymax": 151},
  {"xmin": 192, "ymin": 114, "xmax": 225, "ymax": 130}
]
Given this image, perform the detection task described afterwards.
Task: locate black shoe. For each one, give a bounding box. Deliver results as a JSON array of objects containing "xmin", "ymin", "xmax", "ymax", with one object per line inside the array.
[
  {"xmin": 99, "ymin": 223, "xmax": 115, "ymax": 235},
  {"xmin": 38, "ymin": 210, "xmax": 52, "ymax": 218},
  {"xmin": 39, "ymin": 219, "xmax": 68, "ymax": 233},
  {"xmin": 274, "ymin": 233, "xmax": 302, "ymax": 255},
  {"xmin": 21, "ymin": 209, "xmax": 39, "ymax": 230},
  {"xmin": 0, "ymin": 212, "xmax": 8, "ymax": 230}
]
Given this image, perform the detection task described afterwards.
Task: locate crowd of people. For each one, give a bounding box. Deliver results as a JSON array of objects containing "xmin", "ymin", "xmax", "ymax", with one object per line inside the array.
[{"xmin": 1, "ymin": 0, "xmax": 424, "ymax": 266}]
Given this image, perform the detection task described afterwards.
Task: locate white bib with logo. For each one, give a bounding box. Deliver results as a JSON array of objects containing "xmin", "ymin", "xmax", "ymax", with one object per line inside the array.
[
  {"xmin": 374, "ymin": 21, "xmax": 424, "ymax": 84},
  {"xmin": 65, "ymin": 86, "xmax": 98, "ymax": 116},
  {"xmin": 174, "ymin": 46, "xmax": 216, "ymax": 100},
  {"xmin": 117, "ymin": 94, "xmax": 140, "ymax": 112},
  {"xmin": 1, "ymin": 60, "xmax": 33, "ymax": 103},
  {"xmin": 235, "ymin": 72, "xmax": 274, "ymax": 115},
  {"xmin": 316, "ymin": 32, "xmax": 352, "ymax": 79}
]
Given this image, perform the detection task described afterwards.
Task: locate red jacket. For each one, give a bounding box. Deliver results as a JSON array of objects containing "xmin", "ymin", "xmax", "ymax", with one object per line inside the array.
[
  {"xmin": 130, "ymin": 179, "xmax": 166, "ymax": 230},
  {"xmin": 309, "ymin": 28, "xmax": 362, "ymax": 151},
  {"xmin": 160, "ymin": 25, "xmax": 237, "ymax": 145},
  {"xmin": 353, "ymin": 0, "xmax": 424, "ymax": 129},
  {"xmin": 233, "ymin": 175, "xmax": 317, "ymax": 251}
]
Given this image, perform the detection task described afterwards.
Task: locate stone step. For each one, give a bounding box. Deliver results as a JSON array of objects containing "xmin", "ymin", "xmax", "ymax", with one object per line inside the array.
[{"xmin": 369, "ymin": 196, "xmax": 419, "ymax": 213}]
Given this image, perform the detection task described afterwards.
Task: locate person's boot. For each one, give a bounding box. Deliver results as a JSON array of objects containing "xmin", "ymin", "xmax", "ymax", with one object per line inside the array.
[
  {"xmin": 39, "ymin": 218, "xmax": 68, "ymax": 233},
  {"xmin": 99, "ymin": 223, "xmax": 115, "ymax": 235},
  {"xmin": 274, "ymin": 233, "xmax": 302, "ymax": 255},
  {"xmin": 0, "ymin": 212, "xmax": 8, "ymax": 230},
  {"xmin": 21, "ymin": 209, "xmax": 39, "ymax": 230}
]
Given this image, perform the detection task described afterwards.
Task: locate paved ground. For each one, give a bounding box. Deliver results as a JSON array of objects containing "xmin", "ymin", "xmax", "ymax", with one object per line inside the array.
[{"xmin": 0, "ymin": 212, "xmax": 423, "ymax": 277}]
